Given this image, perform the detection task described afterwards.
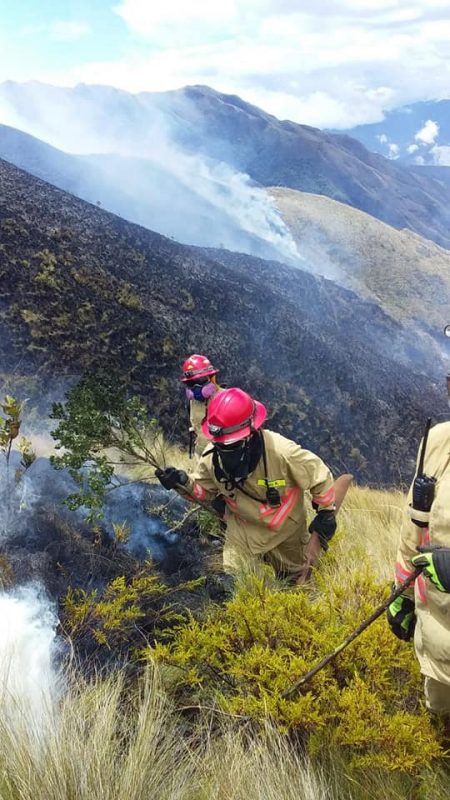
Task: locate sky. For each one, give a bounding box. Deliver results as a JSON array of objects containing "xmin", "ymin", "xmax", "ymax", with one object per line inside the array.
[{"xmin": 2, "ymin": 0, "xmax": 450, "ymax": 128}]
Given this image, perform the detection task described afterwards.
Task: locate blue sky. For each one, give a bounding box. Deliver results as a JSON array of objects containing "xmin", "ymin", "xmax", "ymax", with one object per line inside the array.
[
  {"xmin": 0, "ymin": 1, "xmax": 125, "ymax": 77},
  {"xmin": 2, "ymin": 1, "xmax": 450, "ymax": 128}
]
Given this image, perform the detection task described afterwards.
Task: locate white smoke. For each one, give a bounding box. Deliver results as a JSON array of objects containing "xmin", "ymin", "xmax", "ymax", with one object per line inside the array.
[
  {"xmin": 0, "ymin": 81, "xmax": 301, "ymax": 264},
  {"xmin": 0, "ymin": 584, "xmax": 60, "ymax": 739}
]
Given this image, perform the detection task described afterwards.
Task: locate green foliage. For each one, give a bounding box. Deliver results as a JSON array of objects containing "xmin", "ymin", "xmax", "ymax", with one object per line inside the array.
[
  {"xmin": 62, "ymin": 560, "xmax": 203, "ymax": 654},
  {"xmin": 0, "ymin": 394, "xmax": 26, "ymax": 463},
  {"xmin": 34, "ymin": 248, "xmax": 60, "ymax": 289},
  {"xmin": 116, "ymin": 282, "xmax": 144, "ymax": 310},
  {"xmin": 150, "ymin": 564, "xmax": 444, "ymax": 773},
  {"xmin": 17, "ymin": 436, "xmax": 36, "ymax": 470},
  {"xmin": 197, "ymin": 508, "xmax": 225, "ymax": 540},
  {"xmin": 50, "ymin": 373, "xmax": 163, "ymax": 522}
]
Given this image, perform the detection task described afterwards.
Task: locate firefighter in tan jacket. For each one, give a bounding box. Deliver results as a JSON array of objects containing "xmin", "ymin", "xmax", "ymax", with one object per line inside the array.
[
  {"xmin": 388, "ymin": 420, "xmax": 450, "ymax": 714},
  {"xmin": 181, "ymin": 354, "xmax": 222, "ymax": 461},
  {"xmin": 156, "ymin": 388, "xmax": 337, "ymax": 581}
]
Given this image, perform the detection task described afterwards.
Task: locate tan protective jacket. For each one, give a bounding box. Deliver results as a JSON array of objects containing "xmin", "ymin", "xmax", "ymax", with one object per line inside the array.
[
  {"xmin": 395, "ymin": 421, "xmax": 450, "ymax": 685},
  {"xmin": 188, "ymin": 386, "xmax": 223, "ymax": 460},
  {"xmin": 185, "ymin": 429, "xmax": 335, "ymax": 557}
]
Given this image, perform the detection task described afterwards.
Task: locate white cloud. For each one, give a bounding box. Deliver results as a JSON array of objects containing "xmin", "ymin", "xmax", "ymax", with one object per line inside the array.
[
  {"xmin": 414, "ymin": 119, "xmax": 439, "ymax": 144},
  {"xmin": 388, "ymin": 142, "xmax": 400, "ymax": 158},
  {"xmin": 23, "ymin": 20, "xmax": 91, "ymax": 42},
  {"xmin": 407, "ymin": 143, "xmax": 419, "ymax": 153},
  {"xmin": 113, "ymin": 0, "xmax": 236, "ymax": 38},
  {"xmin": 377, "ymin": 133, "xmax": 388, "ymax": 143},
  {"xmin": 7, "ymin": 0, "xmax": 450, "ymax": 128},
  {"xmin": 431, "ymin": 144, "xmax": 450, "ymax": 165},
  {"xmin": 49, "ymin": 21, "xmax": 91, "ymax": 41}
]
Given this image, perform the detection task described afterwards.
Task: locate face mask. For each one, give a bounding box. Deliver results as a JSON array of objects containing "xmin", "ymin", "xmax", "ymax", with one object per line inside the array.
[
  {"xmin": 215, "ymin": 434, "xmax": 262, "ymax": 483},
  {"xmin": 185, "ymin": 381, "xmax": 216, "ymax": 402},
  {"xmin": 218, "ymin": 442, "xmax": 248, "ymax": 479}
]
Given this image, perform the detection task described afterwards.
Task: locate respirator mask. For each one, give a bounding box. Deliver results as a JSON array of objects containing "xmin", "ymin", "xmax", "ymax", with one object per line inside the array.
[
  {"xmin": 214, "ymin": 434, "xmax": 262, "ymax": 484},
  {"xmin": 185, "ymin": 377, "xmax": 216, "ymax": 402}
]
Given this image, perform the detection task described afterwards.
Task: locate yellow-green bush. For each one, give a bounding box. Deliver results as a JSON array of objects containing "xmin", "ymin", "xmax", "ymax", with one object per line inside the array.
[
  {"xmin": 62, "ymin": 561, "xmax": 203, "ymax": 653},
  {"xmin": 149, "ymin": 564, "xmax": 443, "ymax": 772}
]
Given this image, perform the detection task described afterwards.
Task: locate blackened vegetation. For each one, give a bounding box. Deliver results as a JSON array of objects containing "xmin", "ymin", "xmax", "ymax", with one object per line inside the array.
[
  {"xmin": 0, "ymin": 158, "xmax": 447, "ymax": 483},
  {"xmin": 0, "ymin": 450, "xmax": 219, "ymax": 665}
]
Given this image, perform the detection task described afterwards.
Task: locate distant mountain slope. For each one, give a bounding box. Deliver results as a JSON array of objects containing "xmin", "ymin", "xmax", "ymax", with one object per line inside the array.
[
  {"xmin": 0, "ymin": 124, "xmax": 291, "ymax": 261},
  {"xmin": 269, "ymin": 187, "xmax": 450, "ymax": 333},
  {"xmin": 2, "ymin": 82, "xmax": 450, "ymax": 249},
  {"xmin": 0, "ymin": 157, "xmax": 447, "ymax": 484},
  {"xmin": 333, "ymin": 100, "xmax": 450, "ymax": 165}
]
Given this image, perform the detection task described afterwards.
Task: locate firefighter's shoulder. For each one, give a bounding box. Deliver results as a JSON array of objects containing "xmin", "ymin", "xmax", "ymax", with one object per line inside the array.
[{"xmin": 424, "ymin": 421, "xmax": 450, "ymax": 466}]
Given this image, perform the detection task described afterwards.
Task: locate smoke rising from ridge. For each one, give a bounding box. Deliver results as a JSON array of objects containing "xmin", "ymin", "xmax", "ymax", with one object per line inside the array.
[{"xmin": 0, "ymin": 81, "xmax": 301, "ymax": 264}]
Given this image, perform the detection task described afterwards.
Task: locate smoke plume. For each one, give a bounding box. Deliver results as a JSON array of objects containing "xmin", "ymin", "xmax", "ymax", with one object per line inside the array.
[
  {"xmin": 0, "ymin": 584, "xmax": 60, "ymax": 739},
  {"xmin": 0, "ymin": 81, "xmax": 301, "ymax": 264}
]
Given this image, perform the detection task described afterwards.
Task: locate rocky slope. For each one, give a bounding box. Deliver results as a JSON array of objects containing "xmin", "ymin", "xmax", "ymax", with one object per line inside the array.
[{"xmin": 0, "ymin": 158, "xmax": 447, "ymax": 484}]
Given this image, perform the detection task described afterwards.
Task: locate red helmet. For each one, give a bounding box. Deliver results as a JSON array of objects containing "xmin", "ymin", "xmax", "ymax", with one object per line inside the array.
[
  {"xmin": 201, "ymin": 388, "xmax": 267, "ymax": 444},
  {"xmin": 181, "ymin": 354, "xmax": 218, "ymax": 382}
]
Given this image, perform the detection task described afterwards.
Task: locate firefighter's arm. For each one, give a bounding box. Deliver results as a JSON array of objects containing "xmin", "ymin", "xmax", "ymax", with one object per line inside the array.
[
  {"xmin": 286, "ymin": 443, "xmax": 335, "ymax": 510},
  {"xmin": 394, "ymin": 482, "xmax": 422, "ymax": 601},
  {"xmin": 182, "ymin": 456, "xmax": 219, "ymax": 505},
  {"xmin": 287, "ymin": 443, "xmax": 336, "ymax": 549},
  {"xmin": 155, "ymin": 459, "xmax": 217, "ymax": 502}
]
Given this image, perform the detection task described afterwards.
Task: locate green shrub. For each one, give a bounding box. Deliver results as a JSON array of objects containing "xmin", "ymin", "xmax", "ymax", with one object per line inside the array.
[{"xmin": 149, "ymin": 564, "xmax": 443, "ymax": 772}]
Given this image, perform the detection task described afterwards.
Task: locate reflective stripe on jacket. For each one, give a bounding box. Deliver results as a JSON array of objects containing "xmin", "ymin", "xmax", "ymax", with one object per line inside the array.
[
  {"xmin": 395, "ymin": 421, "xmax": 450, "ymax": 685},
  {"xmin": 185, "ymin": 429, "xmax": 335, "ymax": 556}
]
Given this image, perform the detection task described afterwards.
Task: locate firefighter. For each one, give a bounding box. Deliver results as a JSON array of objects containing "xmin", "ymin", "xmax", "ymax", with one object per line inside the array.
[
  {"xmin": 388, "ymin": 418, "xmax": 450, "ymax": 714},
  {"xmin": 156, "ymin": 387, "xmax": 336, "ymax": 582},
  {"xmin": 181, "ymin": 354, "xmax": 221, "ymax": 461}
]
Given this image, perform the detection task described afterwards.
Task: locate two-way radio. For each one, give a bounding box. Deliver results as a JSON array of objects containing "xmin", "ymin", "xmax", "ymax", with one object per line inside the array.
[{"xmin": 410, "ymin": 417, "xmax": 436, "ymax": 528}]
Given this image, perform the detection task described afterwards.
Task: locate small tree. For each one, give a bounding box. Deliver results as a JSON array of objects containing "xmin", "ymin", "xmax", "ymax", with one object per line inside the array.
[{"xmin": 50, "ymin": 373, "xmax": 168, "ymax": 523}]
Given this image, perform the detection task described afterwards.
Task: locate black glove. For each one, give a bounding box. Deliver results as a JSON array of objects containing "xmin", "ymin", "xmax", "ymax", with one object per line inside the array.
[
  {"xmin": 387, "ymin": 594, "xmax": 416, "ymax": 641},
  {"xmin": 412, "ymin": 545, "xmax": 450, "ymax": 593},
  {"xmin": 155, "ymin": 467, "xmax": 188, "ymax": 491},
  {"xmin": 211, "ymin": 495, "xmax": 227, "ymax": 518},
  {"xmin": 309, "ymin": 510, "xmax": 336, "ymax": 550}
]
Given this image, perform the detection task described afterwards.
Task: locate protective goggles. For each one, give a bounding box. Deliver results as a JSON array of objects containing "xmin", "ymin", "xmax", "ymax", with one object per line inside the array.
[
  {"xmin": 183, "ymin": 367, "xmax": 211, "ymax": 379},
  {"xmin": 184, "ymin": 376, "xmax": 209, "ymax": 389}
]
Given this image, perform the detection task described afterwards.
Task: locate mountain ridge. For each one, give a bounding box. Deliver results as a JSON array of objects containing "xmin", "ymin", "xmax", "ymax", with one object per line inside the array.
[{"xmin": 2, "ymin": 81, "xmax": 450, "ymax": 250}]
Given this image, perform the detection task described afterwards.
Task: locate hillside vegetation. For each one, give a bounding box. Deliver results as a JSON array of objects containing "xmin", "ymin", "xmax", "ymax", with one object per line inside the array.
[
  {"xmin": 270, "ymin": 187, "xmax": 450, "ymax": 330},
  {"xmin": 0, "ymin": 484, "xmax": 449, "ymax": 800}
]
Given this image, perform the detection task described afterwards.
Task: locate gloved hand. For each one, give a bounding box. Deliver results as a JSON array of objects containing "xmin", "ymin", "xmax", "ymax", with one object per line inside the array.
[
  {"xmin": 386, "ymin": 594, "xmax": 416, "ymax": 641},
  {"xmin": 211, "ymin": 495, "xmax": 227, "ymax": 519},
  {"xmin": 309, "ymin": 510, "xmax": 336, "ymax": 550},
  {"xmin": 412, "ymin": 545, "xmax": 450, "ymax": 593},
  {"xmin": 155, "ymin": 467, "xmax": 188, "ymax": 490}
]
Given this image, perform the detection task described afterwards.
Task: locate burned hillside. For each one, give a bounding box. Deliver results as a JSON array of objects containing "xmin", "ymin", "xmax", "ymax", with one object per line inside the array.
[{"xmin": 0, "ymin": 157, "xmax": 447, "ymax": 483}]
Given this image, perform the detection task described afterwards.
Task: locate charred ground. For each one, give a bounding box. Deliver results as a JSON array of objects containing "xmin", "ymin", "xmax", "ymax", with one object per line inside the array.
[{"xmin": 0, "ymin": 158, "xmax": 447, "ymax": 483}]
